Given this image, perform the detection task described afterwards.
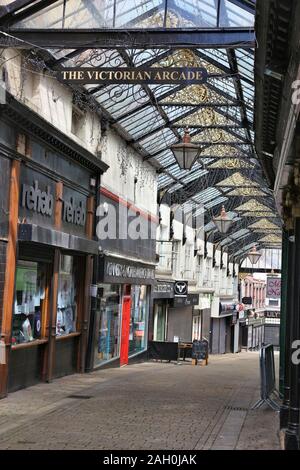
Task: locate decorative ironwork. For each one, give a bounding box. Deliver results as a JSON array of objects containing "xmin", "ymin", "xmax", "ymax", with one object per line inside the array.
[
  {"xmin": 258, "ymin": 234, "xmax": 282, "ymax": 244},
  {"xmin": 191, "ymin": 129, "xmax": 245, "ymax": 144},
  {"xmin": 248, "ymin": 219, "xmax": 281, "ymax": 230},
  {"xmin": 197, "ymin": 145, "xmax": 248, "ymax": 158},
  {"xmin": 208, "ymin": 159, "xmax": 254, "ymax": 170},
  {"xmin": 234, "ymin": 199, "xmax": 273, "ymax": 212},
  {"xmin": 240, "ymin": 211, "xmax": 277, "ymax": 218},
  {"xmin": 154, "ymin": 49, "xmax": 225, "ymax": 74},
  {"xmin": 216, "ymin": 172, "xmax": 259, "ymax": 187},
  {"xmin": 227, "ymin": 188, "xmax": 264, "ymax": 196},
  {"xmin": 176, "ymin": 108, "xmax": 238, "ymax": 128}
]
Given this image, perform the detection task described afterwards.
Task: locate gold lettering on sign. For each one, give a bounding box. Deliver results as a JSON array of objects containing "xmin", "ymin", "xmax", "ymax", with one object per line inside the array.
[{"xmin": 60, "ymin": 67, "xmax": 207, "ymax": 83}]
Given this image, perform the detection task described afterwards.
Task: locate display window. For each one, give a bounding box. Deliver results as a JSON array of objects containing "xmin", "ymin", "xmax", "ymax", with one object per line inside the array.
[
  {"xmin": 13, "ymin": 260, "xmax": 48, "ymax": 345},
  {"xmin": 153, "ymin": 303, "xmax": 167, "ymax": 341},
  {"xmin": 129, "ymin": 285, "xmax": 149, "ymax": 356},
  {"xmin": 56, "ymin": 254, "xmax": 78, "ymax": 336},
  {"xmin": 94, "ymin": 284, "xmax": 122, "ymax": 366}
]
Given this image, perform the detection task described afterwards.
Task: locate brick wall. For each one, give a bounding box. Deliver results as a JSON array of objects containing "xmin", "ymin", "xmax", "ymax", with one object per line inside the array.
[{"xmin": 0, "ymin": 241, "xmax": 7, "ymax": 332}]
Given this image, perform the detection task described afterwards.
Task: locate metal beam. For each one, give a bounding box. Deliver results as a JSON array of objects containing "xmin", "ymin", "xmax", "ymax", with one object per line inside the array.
[
  {"xmin": 0, "ymin": 0, "xmax": 58, "ymax": 26},
  {"xmin": 0, "ymin": 28, "xmax": 256, "ymax": 49}
]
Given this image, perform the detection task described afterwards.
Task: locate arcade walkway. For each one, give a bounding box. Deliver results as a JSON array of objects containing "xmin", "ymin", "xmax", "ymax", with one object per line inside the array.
[{"xmin": 0, "ymin": 353, "xmax": 280, "ymax": 450}]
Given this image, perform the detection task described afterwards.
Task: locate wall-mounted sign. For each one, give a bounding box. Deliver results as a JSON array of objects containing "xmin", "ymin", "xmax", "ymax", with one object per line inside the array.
[
  {"xmin": 63, "ymin": 197, "xmax": 86, "ymax": 227},
  {"xmin": 266, "ymin": 277, "xmax": 281, "ymax": 298},
  {"xmin": 265, "ymin": 310, "xmax": 280, "ymax": 319},
  {"xmin": 219, "ymin": 302, "xmax": 236, "ymax": 315},
  {"xmin": 21, "ymin": 180, "xmax": 54, "ymax": 217},
  {"xmin": 174, "ymin": 281, "xmax": 188, "ymax": 297},
  {"xmin": 59, "ymin": 67, "xmax": 208, "ymax": 84},
  {"xmin": 173, "ymin": 293, "xmax": 198, "ymax": 307},
  {"xmin": 242, "ymin": 296, "xmax": 252, "ymax": 305},
  {"xmin": 153, "ymin": 281, "xmax": 174, "ymax": 299},
  {"xmin": 99, "ymin": 256, "xmax": 155, "ymax": 285}
]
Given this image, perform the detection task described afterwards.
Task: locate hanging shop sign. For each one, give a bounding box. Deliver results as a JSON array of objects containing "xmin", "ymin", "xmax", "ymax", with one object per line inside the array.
[
  {"xmin": 266, "ymin": 277, "xmax": 281, "ymax": 298},
  {"xmin": 219, "ymin": 302, "xmax": 236, "ymax": 315},
  {"xmin": 174, "ymin": 280, "xmax": 188, "ymax": 297},
  {"xmin": 59, "ymin": 67, "xmax": 208, "ymax": 85}
]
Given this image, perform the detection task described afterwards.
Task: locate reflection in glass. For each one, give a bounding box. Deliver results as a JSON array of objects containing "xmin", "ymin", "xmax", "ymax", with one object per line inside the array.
[
  {"xmin": 129, "ymin": 285, "xmax": 148, "ymax": 355},
  {"xmin": 13, "ymin": 260, "xmax": 47, "ymax": 344},
  {"xmin": 94, "ymin": 284, "xmax": 121, "ymax": 365},
  {"xmin": 56, "ymin": 255, "xmax": 77, "ymax": 336},
  {"xmin": 154, "ymin": 303, "xmax": 167, "ymax": 341}
]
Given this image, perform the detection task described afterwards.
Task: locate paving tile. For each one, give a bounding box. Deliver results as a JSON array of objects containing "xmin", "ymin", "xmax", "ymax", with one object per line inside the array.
[{"xmin": 0, "ymin": 352, "xmax": 280, "ymax": 450}]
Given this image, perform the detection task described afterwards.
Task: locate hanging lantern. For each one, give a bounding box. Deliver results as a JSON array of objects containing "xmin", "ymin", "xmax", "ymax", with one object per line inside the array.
[
  {"xmin": 212, "ymin": 205, "xmax": 233, "ymax": 234},
  {"xmin": 170, "ymin": 128, "xmax": 199, "ymax": 170},
  {"xmin": 247, "ymin": 245, "xmax": 262, "ymax": 264}
]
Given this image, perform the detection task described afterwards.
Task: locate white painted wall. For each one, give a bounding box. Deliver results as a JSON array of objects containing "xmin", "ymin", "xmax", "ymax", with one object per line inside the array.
[{"xmin": 2, "ymin": 50, "xmax": 157, "ymax": 217}]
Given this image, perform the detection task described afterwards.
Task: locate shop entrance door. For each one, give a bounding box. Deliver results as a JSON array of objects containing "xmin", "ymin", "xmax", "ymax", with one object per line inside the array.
[{"xmin": 120, "ymin": 294, "xmax": 131, "ymax": 366}]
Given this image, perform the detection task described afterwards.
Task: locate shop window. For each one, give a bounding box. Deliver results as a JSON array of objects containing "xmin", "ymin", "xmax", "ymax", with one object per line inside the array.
[
  {"xmin": 13, "ymin": 260, "xmax": 47, "ymax": 345},
  {"xmin": 129, "ymin": 285, "xmax": 149, "ymax": 356},
  {"xmin": 94, "ymin": 284, "xmax": 122, "ymax": 366},
  {"xmin": 56, "ymin": 255, "xmax": 77, "ymax": 336}
]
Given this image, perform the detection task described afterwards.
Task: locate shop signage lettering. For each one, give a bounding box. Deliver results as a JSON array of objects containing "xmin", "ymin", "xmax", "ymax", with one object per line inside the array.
[
  {"xmin": 266, "ymin": 277, "xmax": 281, "ymax": 298},
  {"xmin": 63, "ymin": 197, "xmax": 86, "ymax": 227},
  {"xmin": 265, "ymin": 310, "xmax": 280, "ymax": 319},
  {"xmin": 154, "ymin": 283, "xmax": 174, "ymax": 294},
  {"xmin": 106, "ymin": 261, "xmax": 155, "ymax": 280},
  {"xmin": 60, "ymin": 67, "xmax": 208, "ymax": 84},
  {"xmin": 21, "ymin": 180, "xmax": 53, "ymax": 216},
  {"xmin": 21, "ymin": 180, "xmax": 86, "ymax": 227}
]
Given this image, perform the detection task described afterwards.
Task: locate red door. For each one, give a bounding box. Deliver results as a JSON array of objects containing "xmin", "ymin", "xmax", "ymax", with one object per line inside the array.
[{"xmin": 120, "ymin": 295, "xmax": 131, "ymax": 366}]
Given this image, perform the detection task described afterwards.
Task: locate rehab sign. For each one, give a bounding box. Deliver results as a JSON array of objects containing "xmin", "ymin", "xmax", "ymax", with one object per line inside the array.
[{"xmin": 59, "ymin": 67, "xmax": 208, "ymax": 84}]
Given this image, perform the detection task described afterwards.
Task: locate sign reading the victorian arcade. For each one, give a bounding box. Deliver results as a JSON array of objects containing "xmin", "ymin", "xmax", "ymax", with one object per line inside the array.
[{"xmin": 60, "ymin": 67, "xmax": 208, "ymax": 84}]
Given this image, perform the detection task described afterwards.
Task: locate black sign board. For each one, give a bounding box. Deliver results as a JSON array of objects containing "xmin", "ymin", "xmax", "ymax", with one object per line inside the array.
[
  {"xmin": 60, "ymin": 67, "xmax": 208, "ymax": 85},
  {"xmin": 242, "ymin": 297, "xmax": 252, "ymax": 305},
  {"xmin": 153, "ymin": 281, "xmax": 175, "ymax": 299},
  {"xmin": 191, "ymin": 339, "xmax": 209, "ymax": 361},
  {"xmin": 174, "ymin": 280, "xmax": 188, "ymax": 297},
  {"xmin": 173, "ymin": 293, "xmax": 198, "ymax": 307},
  {"xmin": 265, "ymin": 310, "xmax": 280, "ymax": 319},
  {"xmin": 99, "ymin": 256, "xmax": 155, "ymax": 285}
]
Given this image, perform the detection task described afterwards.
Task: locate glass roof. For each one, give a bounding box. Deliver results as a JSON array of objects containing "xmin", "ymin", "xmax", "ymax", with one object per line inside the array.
[
  {"xmin": 0, "ymin": 0, "xmax": 283, "ymax": 249},
  {"xmin": 10, "ymin": 1, "xmax": 255, "ymax": 29}
]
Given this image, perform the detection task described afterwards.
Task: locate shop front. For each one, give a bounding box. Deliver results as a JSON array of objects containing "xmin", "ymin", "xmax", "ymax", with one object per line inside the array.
[
  {"xmin": 87, "ymin": 256, "xmax": 155, "ymax": 369},
  {"xmin": 166, "ymin": 293, "xmax": 199, "ymax": 343},
  {"xmin": 193, "ymin": 294, "xmax": 212, "ymax": 341},
  {"xmin": 0, "ymin": 98, "xmax": 107, "ymax": 397},
  {"xmin": 210, "ymin": 299, "xmax": 237, "ymax": 354},
  {"xmin": 152, "ymin": 281, "xmax": 174, "ymax": 342}
]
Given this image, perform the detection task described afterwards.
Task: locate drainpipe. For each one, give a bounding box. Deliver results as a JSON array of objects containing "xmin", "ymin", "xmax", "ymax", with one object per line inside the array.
[
  {"xmin": 285, "ymin": 215, "xmax": 300, "ymax": 449},
  {"xmin": 280, "ymin": 226, "xmax": 293, "ymax": 428}
]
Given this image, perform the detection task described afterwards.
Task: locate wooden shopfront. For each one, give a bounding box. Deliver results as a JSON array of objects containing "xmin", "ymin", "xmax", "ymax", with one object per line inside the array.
[{"xmin": 0, "ymin": 95, "xmax": 108, "ymax": 397}]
